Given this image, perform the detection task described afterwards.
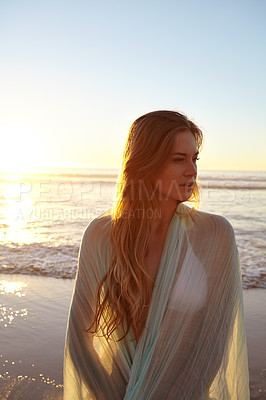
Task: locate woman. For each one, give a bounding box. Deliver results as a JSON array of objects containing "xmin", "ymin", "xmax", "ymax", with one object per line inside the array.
[{"xmin": 64, "ymin": 110, "xmax": 250, "ymax": 399}]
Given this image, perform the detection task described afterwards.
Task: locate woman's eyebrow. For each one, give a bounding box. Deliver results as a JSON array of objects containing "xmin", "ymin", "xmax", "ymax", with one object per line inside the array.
[{"xmin": 172, "ymin": 151, "xmax": 199, "ymax": 156}]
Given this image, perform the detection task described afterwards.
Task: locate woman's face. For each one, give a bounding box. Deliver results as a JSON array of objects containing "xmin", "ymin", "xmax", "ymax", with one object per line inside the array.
[{"xmin": 152, "ymin": 130, "xmax": 199, "ymax": 204}]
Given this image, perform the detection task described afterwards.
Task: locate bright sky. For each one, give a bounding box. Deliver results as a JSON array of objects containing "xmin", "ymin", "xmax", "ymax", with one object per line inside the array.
[{"xmin": 0, "ymin": 0, "xmax": 265, "ymax": 172}]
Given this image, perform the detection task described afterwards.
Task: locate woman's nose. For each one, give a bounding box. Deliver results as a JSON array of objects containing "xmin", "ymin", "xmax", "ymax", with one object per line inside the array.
[{"xmin": 184, "ymin": 161, "xmax": 197, "ymax": 177}]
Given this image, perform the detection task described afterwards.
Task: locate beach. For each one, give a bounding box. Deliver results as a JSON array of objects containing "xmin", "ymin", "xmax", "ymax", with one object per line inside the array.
[
  {"xmin": 0, "ymin": 274, "xmax": 68, "ymax": 400},
  {"xmin": 0, "ymin": 273, "xmax": 265, "ymax": 399},
  {"xmin": 0, "ymin": 168, "xmax": 265, "ymax": 399}
]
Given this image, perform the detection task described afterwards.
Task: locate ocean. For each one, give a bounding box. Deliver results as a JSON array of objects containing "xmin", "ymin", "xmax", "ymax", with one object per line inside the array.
[{"xmin": 0, "ymin": 168, "xmax": 265, "ymax": 289}]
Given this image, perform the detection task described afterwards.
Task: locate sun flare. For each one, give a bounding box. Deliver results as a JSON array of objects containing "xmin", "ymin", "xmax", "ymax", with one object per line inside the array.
[
  {"xmin": 0, "ymin": 280, "xmax": 28, "ymax": 297},
  {"xmin": 1, "ymin": 125, "xmax": 48, "ymax": 175},
  {"xmin": 0, "ymin": 181, "xmax": 40, "ymax": 245}
]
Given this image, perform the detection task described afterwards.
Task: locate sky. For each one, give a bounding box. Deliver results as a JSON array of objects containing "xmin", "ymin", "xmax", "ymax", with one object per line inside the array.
[{"xmin": 0, "ymin": 0, "xmax": 265, "ymax": 172}]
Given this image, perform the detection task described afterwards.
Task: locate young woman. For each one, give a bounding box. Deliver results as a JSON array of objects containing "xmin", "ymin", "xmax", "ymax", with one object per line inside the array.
[{"xmin": 64, "ymin": 110, "xmax": 250, "ymax": 399}]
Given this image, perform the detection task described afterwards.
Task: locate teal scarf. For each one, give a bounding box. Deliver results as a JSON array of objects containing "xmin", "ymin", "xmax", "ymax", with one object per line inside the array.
[{"xmin": 64, "ymin": 203, "xmax": 250, "ymax": 399}]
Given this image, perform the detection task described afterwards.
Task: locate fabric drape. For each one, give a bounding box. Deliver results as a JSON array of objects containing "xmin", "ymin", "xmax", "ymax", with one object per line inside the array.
[{"xmin": 63, "ymin": 203, "xmax": 250, "ymax": 399}]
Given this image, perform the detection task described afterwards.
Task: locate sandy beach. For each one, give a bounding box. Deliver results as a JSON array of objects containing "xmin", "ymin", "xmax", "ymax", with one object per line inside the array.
[{"xmin": 0, "ymin": 273, "xmax": 265, "ymax": 399}]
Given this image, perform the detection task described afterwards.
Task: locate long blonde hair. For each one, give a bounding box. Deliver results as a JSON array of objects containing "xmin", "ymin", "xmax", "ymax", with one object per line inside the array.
[{"xmin": 89, "ymin": 110, "xmax": 203, "ymax": 341}]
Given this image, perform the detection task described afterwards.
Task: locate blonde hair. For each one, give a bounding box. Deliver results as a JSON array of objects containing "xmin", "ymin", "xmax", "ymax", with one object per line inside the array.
[{"xmin": 89, "ymin": 110, "xmax": 203, "ymax": 341}]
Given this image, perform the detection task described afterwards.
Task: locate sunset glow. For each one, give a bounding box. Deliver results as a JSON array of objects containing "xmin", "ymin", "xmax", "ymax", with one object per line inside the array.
[{"xmin": 0, "ymin": 1, "xmax": 265, "ymax": 173}]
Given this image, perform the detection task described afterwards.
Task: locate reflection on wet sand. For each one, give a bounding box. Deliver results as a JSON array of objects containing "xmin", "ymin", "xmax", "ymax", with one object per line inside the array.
[{"xmin": 0, "ymin": 274, "xmax": 69, "ymax": 399}]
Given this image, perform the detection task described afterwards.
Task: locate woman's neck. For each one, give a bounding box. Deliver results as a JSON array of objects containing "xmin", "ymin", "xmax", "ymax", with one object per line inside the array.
[{"xmin": 152, "ymin": 199, "xmax": 181, "ymax": 234}]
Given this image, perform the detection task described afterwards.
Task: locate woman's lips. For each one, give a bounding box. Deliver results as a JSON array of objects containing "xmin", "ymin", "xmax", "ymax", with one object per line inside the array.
[{"xmin": 180, "ymin": 182, "xmax": 195, "ymax": 188}]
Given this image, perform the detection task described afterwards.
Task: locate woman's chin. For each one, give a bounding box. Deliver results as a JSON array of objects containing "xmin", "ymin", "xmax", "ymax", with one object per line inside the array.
[{"xmin": 178, "ymin": 189, "xmax": 194, "ymax": 201}]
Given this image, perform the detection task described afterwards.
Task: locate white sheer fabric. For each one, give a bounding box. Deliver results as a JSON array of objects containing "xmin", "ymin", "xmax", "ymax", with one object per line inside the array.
[{"xmin": 64, "ymin": 203, "xmax": 250, "ymax": 399}]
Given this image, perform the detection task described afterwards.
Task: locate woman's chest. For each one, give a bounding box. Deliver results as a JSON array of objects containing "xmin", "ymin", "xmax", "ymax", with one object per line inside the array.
[
  {"xmin": 145, "ymin": 246, "xmax": 164, "ymax": 284},
  {"xmin": 144, "ymin": 232, "xmax": 167, "ymax": 285}
]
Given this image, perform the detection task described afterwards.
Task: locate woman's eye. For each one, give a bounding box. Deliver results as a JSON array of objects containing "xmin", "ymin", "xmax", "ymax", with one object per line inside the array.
[{"xmin": 173, "ymin": 157, "xmax": 200, "ymax": 163}]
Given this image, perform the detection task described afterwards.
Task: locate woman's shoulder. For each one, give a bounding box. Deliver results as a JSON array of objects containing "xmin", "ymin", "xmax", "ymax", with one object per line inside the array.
[
  {"xmin": 189, "ymin": 207, "xmax": 235, "ymax": 237},
  {"xmin": 81, "ymin": 210, "xmax": 112, "ymax": 250},
  {"xmin": 76, "ymin": 211, "xmax": 112, "ymax": 280},
  {"xmin": 186, "ymin": 207, "xmax": 237, "ymax": 255}
]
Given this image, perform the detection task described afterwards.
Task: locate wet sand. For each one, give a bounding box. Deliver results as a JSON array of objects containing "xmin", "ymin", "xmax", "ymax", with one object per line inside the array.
[{"xmin": 0, "ymin": 273, "xmax": 265, "ymax": 399}]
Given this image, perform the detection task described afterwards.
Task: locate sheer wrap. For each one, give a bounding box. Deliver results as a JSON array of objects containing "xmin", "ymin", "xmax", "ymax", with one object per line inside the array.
[{"xmin": 64, "ymin": 203, "xmax": 250, "ymax": 399}]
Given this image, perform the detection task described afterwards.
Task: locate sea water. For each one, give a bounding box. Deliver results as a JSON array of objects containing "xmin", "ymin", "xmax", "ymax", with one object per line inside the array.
[{"xmin": 0, "ymin": 168, "xmax": 265, "ymax": 289}]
